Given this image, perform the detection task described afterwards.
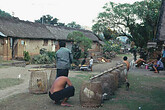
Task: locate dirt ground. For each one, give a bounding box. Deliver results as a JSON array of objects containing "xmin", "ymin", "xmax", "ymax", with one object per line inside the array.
[
  {"xmin": 0, "ymin": 55, "xmax": 125, "ymax": 100},
  {"xmin": 0, "ymin": 55, "xmax": 165, "ymax": 110}
]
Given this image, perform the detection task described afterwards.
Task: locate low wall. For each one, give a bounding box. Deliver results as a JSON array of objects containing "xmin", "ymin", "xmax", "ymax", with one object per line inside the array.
[{"xmin": 80, "ymin": 62, "xmax": 127, "ymax": 107}]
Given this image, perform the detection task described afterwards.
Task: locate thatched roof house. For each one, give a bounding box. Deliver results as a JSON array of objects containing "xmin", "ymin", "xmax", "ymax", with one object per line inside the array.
[
  {"xmin": 0, "ymin": 17, "xmax": 55, "ymax": 39},
  {"xmin": 157, "ymin": 0, "xmax": 165, "ymax": 41},
  {"xmin": 46, "ymin": 25, "xmax": 99, "ymax": 42},
  {"xmin": 0, "ymin": 16, "xmax": 101, "ymax": 60},
  {"xmin": 0, "ymin": 16, "xmax": 100, "ymax": 42}
]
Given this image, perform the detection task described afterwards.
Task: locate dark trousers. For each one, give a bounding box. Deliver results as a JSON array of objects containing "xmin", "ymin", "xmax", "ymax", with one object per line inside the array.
[
  {"xmin": 49, "ymin": 86, "xmax": 75, "ymax": 102},
  {"xmin": 56, "ymin": 69, "xmax": 69, "ymax": 78}
]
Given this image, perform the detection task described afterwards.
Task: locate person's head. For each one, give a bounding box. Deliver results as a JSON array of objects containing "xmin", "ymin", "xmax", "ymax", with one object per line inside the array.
[
  {"xmin": 59, "ymin": 41, "xmax": 66, "ymax": 48},
  {"xmin": 91, "ymin": 56, "xmax": 93, "ymax": 59},
  {"xmin": 157, "ymin": 57, "xmax": 160, "ymax": 61},
  {"xmin": 123, "ymin": 56, "xmax": 128, "ymax": 61}
]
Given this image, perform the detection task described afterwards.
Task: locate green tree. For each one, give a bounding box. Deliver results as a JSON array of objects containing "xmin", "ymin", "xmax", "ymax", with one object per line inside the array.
[
  {"xmin": 66, "ymin": 21, "xmax": 82, "ymax": 29},
  {"xmin": 67, "ymin": 31, "xmax": 92, "ymax": 58},
  {"xmin": 35, "ymin": 14, "xmax": 58, "ymax": 25},
  {"xmin": 35, "ymin": 14, "xmax": 65, "ymax": 26},
  {"xmin": 0, "ymin": 9, "xmax": 12, "ymax": 17},
  {"xmin": 92, "ymin": 0, "xmax": 161, "ymax": 48},
  {"xmin": 102, "ymin": 40, "xmax": 121, "ymax": 59},
  {"xmin": 103, "ymin": 28, "xmax": 118, "ymax": 40}
]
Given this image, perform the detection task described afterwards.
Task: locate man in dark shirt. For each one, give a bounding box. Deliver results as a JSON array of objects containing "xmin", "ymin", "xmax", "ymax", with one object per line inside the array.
[{"xmin": 55, "ymin": 41, "xmax": 73, "ymax": 78}]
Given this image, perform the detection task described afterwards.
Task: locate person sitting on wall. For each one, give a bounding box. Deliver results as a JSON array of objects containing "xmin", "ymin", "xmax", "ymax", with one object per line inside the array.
[
  {"xmin": 152, "ymin": 57, "xmax": 164, "ymax": 73},
  {"xmin": 135, "ymin": 57, "xmax": 146, "ymax": 68},
  {"xmin": 49, "ymin": 76, "xmax": 75, "ymax": 107}
]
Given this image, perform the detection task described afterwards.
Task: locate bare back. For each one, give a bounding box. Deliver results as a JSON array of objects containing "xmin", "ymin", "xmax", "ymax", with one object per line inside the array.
[
  {"xmin": 50, "ymin": 76, "xmax": 72, "ymax": 94},
  {"xmin": 124, "ymin": 60, "xmax": 130, "ymax": 71}
]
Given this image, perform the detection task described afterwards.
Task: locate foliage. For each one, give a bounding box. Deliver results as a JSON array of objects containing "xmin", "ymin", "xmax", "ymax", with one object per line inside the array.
[
  {"xmin": 92, "ymin": 0, "xmax": 161, "ymax": 48},
  {"xmin": 40, "ymin": 48, "xmax": 47, "ymax": 55},
  {"xmin": 35, "ymin": 14, "xmax": 65, "ymax": 26},
  {"xmin": 102, "ymin": 40, "xmax": 121, "ymax": 59},
  {"xmin": 31, "ymin": 49, "xmax": 55, "ymax": 64},
  {"xmin": 0, "ymin": 9, "xmax": 12, "ymax": 18},
  {"xmin": 71, "ymin": 44, "xmax": 81, "ymax": 66},
  {"xmin": 66, "ymin": 21, "xmax": 82, "ymax": 29},
  {"xmin": 23, "ymin": 51, "xmax": 30, "ymax": 61},
  {"xmin": 103, "ymin": 28, "xmax": 118, "ymax": 40},
  {"xmin": 67, "ymin": 31, "xmax": 92, "ymax": 59}
]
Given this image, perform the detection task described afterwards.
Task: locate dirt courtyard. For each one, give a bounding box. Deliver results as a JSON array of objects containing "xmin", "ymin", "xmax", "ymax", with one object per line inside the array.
[
  {"xmin": 0, "ymin": 55, "xmax": 165, "ymax": 110},
  {"xmin": 0, "ymin": 55, "xmax": 124, "ymax": 100}
]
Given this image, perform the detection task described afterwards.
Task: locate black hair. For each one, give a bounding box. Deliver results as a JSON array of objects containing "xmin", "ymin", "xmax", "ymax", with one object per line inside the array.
[
  {"xmin": 123, "ymin": 56, "xmax": 128, "ymax": 61},
  {"xmin": 157, "ymin": 57, "xmax": 160, "ymax": 61},
  {"xmin": 59, "ymin": 41, "xmax": 66, "ymax": 47}
]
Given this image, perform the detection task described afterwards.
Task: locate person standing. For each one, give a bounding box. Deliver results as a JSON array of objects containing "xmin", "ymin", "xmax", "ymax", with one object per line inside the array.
[
  {"xmin": 123, "ymin": 56, "xmax": 130, "ymax": 72},
  {"xmin": 55, "ymin": 41, "xmax": 73, "ymax": 78},
  {"xmin": 162, "ymin": 47, "xmax": 165, "ymax": 66},
  {"xmin": 89, "ymin": 56, "xmax": 93, "ymax": 71},
  {"xmin": 162, "ymin": 47, "xmax": 165, "ymax": 58}
]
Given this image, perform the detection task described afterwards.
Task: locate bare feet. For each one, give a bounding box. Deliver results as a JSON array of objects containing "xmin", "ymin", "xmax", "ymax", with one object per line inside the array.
[{"xmin": 61, "ymin": 103, "xmax": 73, "ymax": 107}]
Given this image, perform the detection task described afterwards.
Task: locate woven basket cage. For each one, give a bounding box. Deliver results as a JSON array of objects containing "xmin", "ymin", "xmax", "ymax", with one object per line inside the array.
[
  {"xmin": 48, "ymin": 68, "xmax": 56, "ymax": 90},
  {"xmin": 92, "ymin": 73, "xmax": 115, "ymax": 99},
  {"xmin": 119, "ymin": 66, "xmax": 127, "ymax": 84},
  {"xmin": 80, "ymin": 81, "xmax": 102, "ymax": 107},
  {"xmin": 109, "ymin": 70, "xmax": 120, "ymax": 89},
  {"xmin": 29, "ymin": 71, "xmax": 48, "ymax": 94}
]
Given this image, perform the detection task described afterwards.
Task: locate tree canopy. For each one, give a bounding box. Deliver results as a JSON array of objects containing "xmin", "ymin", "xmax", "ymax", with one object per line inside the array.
[
  {"xmin": 0, "ymin": 9, "xmax": 12, "ymax": 18},
  {"xmin": 35, "ymin": 14, "xmax": 65, "ymax": 26},
  {"xmin": 35, "ymin": 15, "xmax": 83, "ymax": 29},
  {"xmin": 92, "ymin": 0, "xmax": 161, "ymax": 48},
  {"xmin": 66, "ymin": 21, "xmax": 82, "ymax": 29},
  {"xmin": 67, "ymin": 31, "xmax": 92, "ymax": 58}
]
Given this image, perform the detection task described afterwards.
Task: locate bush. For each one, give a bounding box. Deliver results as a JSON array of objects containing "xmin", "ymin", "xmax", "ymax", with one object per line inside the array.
[
  {"xmin": 40, "ymin": 48, "xmax": 47, "ymax": 55},
  {"xmin": 23, "ymin": 51, "xmax": 30, "ymax": 61},
  {"xmin": 102, "ymin": 41, "xmax": 121, "ymax": 59},
  {"xmin": 31, "ymin": 50, "xmax": 55, "ymax": 64}
]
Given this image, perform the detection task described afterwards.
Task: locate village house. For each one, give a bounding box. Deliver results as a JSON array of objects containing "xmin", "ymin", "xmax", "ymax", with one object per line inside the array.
[{"xmin": 0, "ymin": 16, "xmax": 102, "ymax": 61}]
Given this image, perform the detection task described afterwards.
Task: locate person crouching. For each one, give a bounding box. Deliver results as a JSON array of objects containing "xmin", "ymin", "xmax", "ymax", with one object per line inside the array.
[{"xmin": 49, "ymin": 76, "xmax": 75, "ymax": 107}]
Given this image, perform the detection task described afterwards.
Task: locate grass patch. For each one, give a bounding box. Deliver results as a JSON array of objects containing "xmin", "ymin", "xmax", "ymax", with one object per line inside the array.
[
  {"xmin": 117, "ymin": 54, "xmax": 132, "ymax": 58},
  {"xmin": 105, "ymin": 72, "xmax": 165, "ymax": 110},
  {"xmin": 0, "ymin": 78, "xmax": 24, "ymax": 90},
  {"xmin": 0, "ymin": 60, "xmax": 14, "ymax": 64}
]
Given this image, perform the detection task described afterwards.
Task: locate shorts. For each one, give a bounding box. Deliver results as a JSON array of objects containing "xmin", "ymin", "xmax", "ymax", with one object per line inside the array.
[
  {"xmin": 56, "ymin": 69, "xmax": 69, "ymax": 78},
  {"xmin": 136, "ymin": 61, "xmax": 144, "ymax": 67},
  {"xmin": 89, "ymin": 64, "xmax": 92, "ymax": 69},
  {"xmin": 156, "ymin": 67, "xmax": 163, "ymax": 71},
  {"xmin": 49, "ymin": 86, "xmax": 75, "ymax": 102}
]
